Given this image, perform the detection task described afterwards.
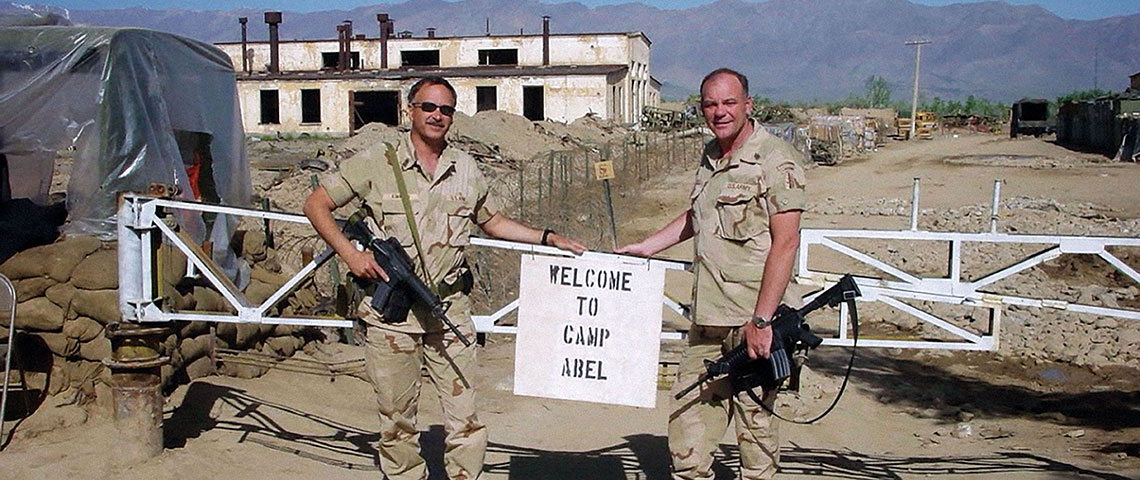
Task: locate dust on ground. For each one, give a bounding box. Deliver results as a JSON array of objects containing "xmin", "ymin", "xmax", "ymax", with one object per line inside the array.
[{"xmin": 6, "ymin": 127, "xmax": 1140, "ymax": 479}]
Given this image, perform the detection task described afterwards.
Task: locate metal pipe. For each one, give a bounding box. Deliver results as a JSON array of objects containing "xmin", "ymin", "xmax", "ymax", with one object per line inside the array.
[
  {"xmin": 336, "ymin": 24, "xmax": 346, "ymax": 72},
  {"xmin": 542, "ymin": 16, "xmax": 550, "ymax": 66},
  {"xmin": 377, "ymin": 13, "xmax": 390, "ymax": 70},
  {"xmin": 990, "ymin": 179, "xmax": 1003, "ymax": 233},
  {"xmin": 106, "ymin": 323, "xmax": 170, "ymax": 465},
  {"xmin": 344, "ymin": 20, "xmax": 353, "ymax": 71},
  {"xmin": 265, "ymin": 11, "xmax": 282, "ymax": 74},
  {"xmin": 238, "ymin": 17, "xmax": 248, "ymax": 74},
  {"xmin": 910, "ymin": 177, "xmax": 920, "ymax": 231}
]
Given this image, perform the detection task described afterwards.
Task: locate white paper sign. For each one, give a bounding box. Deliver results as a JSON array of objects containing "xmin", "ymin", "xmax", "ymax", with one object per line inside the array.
[{"xmin": 514, "ymin": 254, "xmax": 665, "ymax": 408}]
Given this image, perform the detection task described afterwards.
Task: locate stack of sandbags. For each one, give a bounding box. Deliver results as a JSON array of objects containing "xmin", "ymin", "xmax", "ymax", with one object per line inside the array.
[
  {"xmin": 157, "ymin": 229, "xmax": 322, "ymax": 382},
  {"xmin": 0, "ymin": 231, "xmax": 329, "ymax": 413},
  {"xmin": 0, "ymin": 236, "xmax": 114, "ymax": 403}
]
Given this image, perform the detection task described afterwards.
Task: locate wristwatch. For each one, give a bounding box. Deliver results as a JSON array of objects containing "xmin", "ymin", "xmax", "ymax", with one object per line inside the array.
[
  {"xmin": 540, "ymin": 228, "xmax": 555, "ymax": 246},
  {"xmin": 751, "ymin": 314, "xmax": 772, "ymax": 329}
]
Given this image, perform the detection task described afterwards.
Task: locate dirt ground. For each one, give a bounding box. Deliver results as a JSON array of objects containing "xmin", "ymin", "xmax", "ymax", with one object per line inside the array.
[{"xmin": 5, "ymin": 131, "xmax": 1140, "ymax": 479}]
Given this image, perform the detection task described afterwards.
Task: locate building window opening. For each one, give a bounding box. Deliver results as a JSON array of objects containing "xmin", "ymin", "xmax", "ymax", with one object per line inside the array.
[
  {"xmin": 523, "ymin": 86, "xmax": 544, "ymax": 121},
  {"xmin": 301, "ymin": 89, "xmax": 322, "ymax": 124},
  {"xmin": 260, "ymin": 89, "xmax": 280, "ymax": 125},
  {"xmin": 321, "ymin": 52, "xmax": 361, "ymax": 70},
  {"xmin": 400, "ymin": 50, "xmax": 440, "ymax": 67},
  {"xmin": 352, "ymin": 90, "xmax": 400, "ymax": 131},
  {"xmin": 478, "ymin": 49, "xmax": 518, "ymax": 66},
  {"xmin": 476, "ymin": 86, "xmax": 497, "ymax": 112}
]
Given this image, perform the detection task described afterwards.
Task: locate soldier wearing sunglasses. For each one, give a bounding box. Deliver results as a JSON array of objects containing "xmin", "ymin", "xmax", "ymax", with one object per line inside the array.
[{"xmin": 305, "ymin": 76, "xmax": 586, "ymax": 480}]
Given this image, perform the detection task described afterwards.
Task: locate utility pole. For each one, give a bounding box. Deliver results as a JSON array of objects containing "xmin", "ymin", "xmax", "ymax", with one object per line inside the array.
[
  {"xmin": 1094, "ymin": 44, "xmax": 1099, "ymax": 90},
  {"xmin": 906, "ymin": 39, "xmax": 932, "ymax": 139}
]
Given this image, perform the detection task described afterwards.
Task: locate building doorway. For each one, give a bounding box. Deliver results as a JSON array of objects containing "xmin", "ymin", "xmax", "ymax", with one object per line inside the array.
[
  {"xmin": 523, "ymin": 86, "xmax": 544, "ymax": 121},
  {"xmin": 351, "ymin": 91, "xmax": 400, "ymax": 133}
]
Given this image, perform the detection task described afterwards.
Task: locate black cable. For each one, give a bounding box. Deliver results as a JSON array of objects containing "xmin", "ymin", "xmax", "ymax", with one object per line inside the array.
[{"xmin": 747, "ymin": 299, "xmax": 859, "ymax": 425}]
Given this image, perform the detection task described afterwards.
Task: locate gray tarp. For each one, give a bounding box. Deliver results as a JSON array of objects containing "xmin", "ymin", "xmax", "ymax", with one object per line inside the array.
[{"xmin": 0, "ymin": 26, "xmax": 250, "ymax": 239}]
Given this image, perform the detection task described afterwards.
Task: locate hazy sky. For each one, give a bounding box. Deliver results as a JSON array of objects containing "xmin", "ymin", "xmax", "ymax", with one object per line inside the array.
[{"xmin": 37, "ymin": 0, "xmax": 1140, "ymax": 21}]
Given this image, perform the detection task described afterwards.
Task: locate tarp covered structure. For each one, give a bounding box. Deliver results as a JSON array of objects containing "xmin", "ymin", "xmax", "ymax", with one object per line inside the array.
[{"xmin": 0, "ymin": 26, "xmax": 250, "ymax": 239}]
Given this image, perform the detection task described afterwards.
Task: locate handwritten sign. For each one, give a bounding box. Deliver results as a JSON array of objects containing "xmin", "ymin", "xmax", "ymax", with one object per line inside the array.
[
  {"xmin": 593, "ymin": 161, "xmax": 616, "ymax": 181},
  {"xmin": 514, "ymin": 254, "xmax": 664, "ymax": 408}
]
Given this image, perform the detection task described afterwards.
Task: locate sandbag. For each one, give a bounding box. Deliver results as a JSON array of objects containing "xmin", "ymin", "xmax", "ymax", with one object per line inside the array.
[
  {"xmin": 45, "ymin": 282, "xmax": 77, "ymax": 309},
  {"xmin": 16, "ymin": 297, "xmax": 65, "ymax": 331},
  {"xmin": 185, "ymin": 355, "xmax": 216, "ymax": 379},
  {"xmin": 71, "ymin": 248, "xmax": 118, "ymax": 290},
  {"xmin": 15, "ymin": 276, "xmax": 55, "ymax": 302},
  {"xmin": 38, "ymin": 331, "xmax": 78, "ymax": 357},
  {"xmin": 62, "ymin": 316, "xmax": 103, "ymax": 342},
  {"xmin": 78, "ymin": 336, "xmax": 111, "ymax": 362},
  {"xmin": 71, "ymin": 289, "xmax": 120, "ymax": 325},
  {"xmin": 44, "ymin": 236, "xmax": 102, "ymax": 283}
]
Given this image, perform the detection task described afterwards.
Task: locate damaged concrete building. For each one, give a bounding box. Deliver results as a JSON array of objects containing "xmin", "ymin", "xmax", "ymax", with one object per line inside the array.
[{"xmin": 215, "ymin": 12, "xmax": 660, "ymax": 137}]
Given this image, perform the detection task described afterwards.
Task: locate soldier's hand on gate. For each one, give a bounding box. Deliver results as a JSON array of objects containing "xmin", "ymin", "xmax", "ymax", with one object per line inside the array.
[
  {"xmin": 615, "ymin": 242, "xmax": 654, "ymax": 257},
  {"xmin": 345, "ymin": 249, "xmax": 389, "ymax": 282},
  {"xmin": 550, "ymin": 233, "xmax": 587, "ymax": 255},
  {"xmin": 743, "ymin": 321, "xmax": 773, "ymax": 360}
]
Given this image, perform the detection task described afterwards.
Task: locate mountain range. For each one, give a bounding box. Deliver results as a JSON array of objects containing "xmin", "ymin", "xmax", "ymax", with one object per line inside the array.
[{"xmin": 3, "ymin": 0, "xmax": 1136, "ymax": 102}]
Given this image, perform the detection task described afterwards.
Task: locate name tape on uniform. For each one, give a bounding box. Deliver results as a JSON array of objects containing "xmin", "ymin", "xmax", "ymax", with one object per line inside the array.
[{"xmin": 514, "ymin": 254, "xmax": 664, "ymax": 408}]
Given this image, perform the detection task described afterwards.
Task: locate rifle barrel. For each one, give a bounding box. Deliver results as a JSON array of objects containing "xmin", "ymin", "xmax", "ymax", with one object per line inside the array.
[
  {"xmin": 673, "ymin": 373, "xmax": 710, "ymax": 400},
  {"xmin": 433, "ymin": 306, "xmax": 473, "ymax": 347}
]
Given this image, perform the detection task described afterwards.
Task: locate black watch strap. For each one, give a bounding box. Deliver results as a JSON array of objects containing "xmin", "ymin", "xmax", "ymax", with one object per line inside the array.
[{"xmin": 541, "ymin": 228, "xmax": 555, "ymax": 246}]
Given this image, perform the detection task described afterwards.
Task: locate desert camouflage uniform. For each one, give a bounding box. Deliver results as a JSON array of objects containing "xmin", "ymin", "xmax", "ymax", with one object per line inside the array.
[
  {"xmin": 670, "ymin": 124, "xmax": 806, "ymax": 480},
  {"xmin": 321, "ymin": 133, "xmax": 500, "ymax": 480}
]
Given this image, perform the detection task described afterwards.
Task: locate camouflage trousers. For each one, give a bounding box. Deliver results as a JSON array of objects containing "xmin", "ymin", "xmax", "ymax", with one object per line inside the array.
[
  {"xmin": 363, "ymin": 316, "xmax": 487, "ymax": 480},
  {"xmin": 669, "ymin": 324, "xmax": 779, "ymax": 480}
]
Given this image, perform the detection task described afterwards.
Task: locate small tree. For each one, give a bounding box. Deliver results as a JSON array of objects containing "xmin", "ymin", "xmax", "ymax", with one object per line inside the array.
[
  {"xmin": 1056, "ymin": 88, "xmax": 1113, "ymax": 105},
  {"xmin": 864, "ymin": 75, "xmax": 892, "ymax": 108}
]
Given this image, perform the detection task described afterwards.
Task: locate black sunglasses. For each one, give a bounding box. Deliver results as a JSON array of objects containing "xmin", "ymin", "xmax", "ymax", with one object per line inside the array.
[{"xmin": 412, "ymin": 101, "xmax": 456, "ymax": 116}]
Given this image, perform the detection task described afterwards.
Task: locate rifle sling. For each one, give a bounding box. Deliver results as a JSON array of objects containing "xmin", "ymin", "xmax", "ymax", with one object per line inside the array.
[{"xmin": 384, "ymin": 143, "xmax": 437, "ymax": 294}]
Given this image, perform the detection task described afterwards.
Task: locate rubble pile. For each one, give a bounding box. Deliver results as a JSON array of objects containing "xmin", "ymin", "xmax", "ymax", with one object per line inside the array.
[
  {"xmin": 810, "ymin": 196, "xmax": 1140, "ymax": 368},
  {"xmin": 335, "ymin": 111, "xmax": 631, "ymax": 170}
]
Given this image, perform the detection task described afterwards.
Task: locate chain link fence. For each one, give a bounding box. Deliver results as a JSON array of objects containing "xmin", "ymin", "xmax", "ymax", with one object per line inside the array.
[
  {"xmin": 486, "ymin": 130, "xmax": 706, "ymax": 246},
  {"xmin": 469, "ymin": 130, "xmax": 706, "ymax": 319}
]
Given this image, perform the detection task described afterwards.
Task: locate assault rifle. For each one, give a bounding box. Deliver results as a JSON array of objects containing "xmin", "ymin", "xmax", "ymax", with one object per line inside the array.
[
  {"xmin": 342, "ymin": 211, "xmax": 473, "ymax": 347},
  {"xmin": 674, "ymin": 275, "xmax": 861, "ymax": 401}
]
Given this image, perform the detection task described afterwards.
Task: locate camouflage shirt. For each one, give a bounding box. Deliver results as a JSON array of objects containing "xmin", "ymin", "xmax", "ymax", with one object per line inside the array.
[
  {"xmin": 321, "ymin": 134, "xmax": 502, "ymax": 333},
  {"xmin": 689, "ymin": 124, "xmax": 807, "ymax": 327}
]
